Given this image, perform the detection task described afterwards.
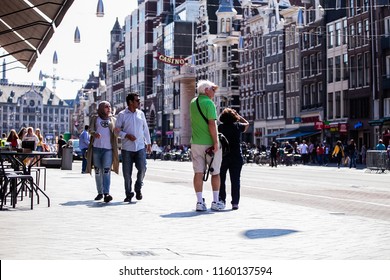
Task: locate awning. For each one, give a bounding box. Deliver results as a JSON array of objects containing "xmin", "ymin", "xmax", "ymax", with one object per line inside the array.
[
  {"xmin": 276, "ymin": 131, "xmax": 321, "ymax": 141},
  {"xmin": 263, "ymin": 127, "xmax": 297, "ymax": 137},
  {"xmin": 0, "ymin": 0, "xmax": 74, "ymax": 71}
]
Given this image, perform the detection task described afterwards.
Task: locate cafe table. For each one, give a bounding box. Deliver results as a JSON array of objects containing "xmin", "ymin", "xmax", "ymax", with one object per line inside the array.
[{"xmin": 0, "ymin": 150, "xmax": 56, "ymax": 208}]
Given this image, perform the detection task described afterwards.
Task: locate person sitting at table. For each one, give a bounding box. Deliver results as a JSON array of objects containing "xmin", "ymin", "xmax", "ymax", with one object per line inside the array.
[
  {"xmin": 6, "ymin": 129, "xmax": 19, "ymax": 149},
  {"xmin": 17, "ymin": 127, "xmax": 27, "ymax": 148},
  {"xmin": 23, "ymin": 127, "xmax": 39, "ymax": 150},
  {"xmin": 23, "ymin": 127, "xmax": 40, "ymax": 166}
]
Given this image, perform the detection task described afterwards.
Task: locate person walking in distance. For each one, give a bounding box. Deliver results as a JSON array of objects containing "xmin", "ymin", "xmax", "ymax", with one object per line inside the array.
[
  {"xmin": 151, "ymin": 141, "xmax": 160, "ymax": 161},
  {"xmin": 332, "ymin": 140, "xmax": 345, "ymax": 169},
  {"xmin": 79, "ymin": 125, "xmax": 90, "ymax": 174},
  {"xmin": 347, "ymin": 139, "xmax": 357, "ymax": 168},
  {"xmin": 270, "ymin": 142, "xmax": 278, "ymax": 168},
  {"xmin": 86, "ymin": 101, "xmax": 119, "ymax": 203},
  {"xmin": 189, "ymin": 80, "xmax": 224, "ymax": 211},
  {"xmin": 218, "ymin": 108, "xmax": 249, "ymax": 210},
  {"xmin": 115, "ymin": 93, "xmax": 151, "ymax": 203}
]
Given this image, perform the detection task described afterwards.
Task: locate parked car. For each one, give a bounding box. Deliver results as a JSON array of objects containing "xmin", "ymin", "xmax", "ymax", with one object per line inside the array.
[{"xmin": 68, "ymin": 139, "xmax": 83, "ymax": 160}]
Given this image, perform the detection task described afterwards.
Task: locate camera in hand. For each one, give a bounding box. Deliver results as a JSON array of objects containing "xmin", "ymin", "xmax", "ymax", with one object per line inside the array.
[{"xmin": 205, "ymin": 146, "xmax": 214, "ymax": 157}]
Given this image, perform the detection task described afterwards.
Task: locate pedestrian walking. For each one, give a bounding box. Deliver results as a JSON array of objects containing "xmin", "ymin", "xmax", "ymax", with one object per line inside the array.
[
  {"xmin": 57, "ymin": 134, "xmax": 67, "ymax": 158},
  {"xmin": 115, "ymin": 93, "xmax": 151, "ymax": 203},
  {"xmin": 347, "ymin": 139, "xmax": 357, "ymax": 168},
  {"xmin": 79, "ymin": 125, "xmax": 90, "ymax": 174},
  {"xmin": 360, "ymin": 144, "xmax": 367, "ymax": 164},
  {"xmin": 270, "ymin": 142, "xmax": 278, "ymax": 168},
  {"xmin": 86, "ymin": 101, "xmax": 119, "ymax": 203},
  {"xmin": 332, "ymin": 140, "xmax": 345, "ymax": 168},
  {"xmin": 218, "ymin": 108, "xmax": 249, "ymax": 210},
  {"xmin": 151, "ymin": 141, "xmax": 160, "ymax": 161},
  {"xmin": 189, "ymin": 80, "xmax": 224, "ymax": 211}
]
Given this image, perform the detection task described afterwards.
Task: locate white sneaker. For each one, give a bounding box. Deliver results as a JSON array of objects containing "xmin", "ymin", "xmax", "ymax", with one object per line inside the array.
[
  {"xmin": 211, "ymin": 201, "xmax": 225, "ymax": 211},
  {"xmin": 196, "ymin": 199, "xmax": 207, "ymax": 211}
]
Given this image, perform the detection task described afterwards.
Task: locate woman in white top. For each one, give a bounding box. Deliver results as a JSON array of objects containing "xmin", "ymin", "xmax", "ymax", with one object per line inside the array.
[{"xmin": 86, "ymin": 101, "xmax": 119, "ymax": 203}]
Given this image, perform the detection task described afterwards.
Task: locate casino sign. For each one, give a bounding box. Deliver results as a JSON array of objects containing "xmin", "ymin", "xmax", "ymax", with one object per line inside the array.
[{"xmin": 156, "ymin": 53, "xmax": 186, "ymax": 66}]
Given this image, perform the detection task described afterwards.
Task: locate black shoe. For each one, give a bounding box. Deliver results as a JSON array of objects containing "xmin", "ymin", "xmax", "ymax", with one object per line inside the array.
[
  {"xmin": 136, "ymin": 191, "xmax": 143, "ymax": 200},
  {"xmin": 124, "ymin": 192, "xmax": 134, "ymax": 202},
  {"xmin": 104, "ymin": 194, "xmax": 113, "ymax": 203},
  {"xmin": 94, "ymin": 194, "xmax": 103, "ymax": 200}
]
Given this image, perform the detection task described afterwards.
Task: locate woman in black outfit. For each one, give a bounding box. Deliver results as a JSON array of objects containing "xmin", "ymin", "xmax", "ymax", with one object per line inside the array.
[{"xmin": 218, "ymin": 108, "xmax": 249, "ymax": 210}]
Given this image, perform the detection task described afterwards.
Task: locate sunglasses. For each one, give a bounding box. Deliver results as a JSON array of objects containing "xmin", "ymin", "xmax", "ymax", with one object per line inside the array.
[{"xmin": 133, "ymin": 99, "xmax": 141, "ymax": 103}]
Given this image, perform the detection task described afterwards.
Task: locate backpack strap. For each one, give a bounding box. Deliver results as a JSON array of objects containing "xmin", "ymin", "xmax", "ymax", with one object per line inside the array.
[{"xmin": 196, "ymin": 97, "xmax": 208, "ymax": 124}]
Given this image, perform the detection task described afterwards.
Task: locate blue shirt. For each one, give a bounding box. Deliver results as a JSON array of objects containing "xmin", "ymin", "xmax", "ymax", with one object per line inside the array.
[{"xmin": 79, "ymin": 129, "xmax": 90, "ymax": 150}]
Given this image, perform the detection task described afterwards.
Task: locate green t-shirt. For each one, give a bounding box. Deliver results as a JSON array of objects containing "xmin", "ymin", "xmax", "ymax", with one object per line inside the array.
[{"xmin": 190, "ymin": 95, "xmax": 217, "ymax": 145}]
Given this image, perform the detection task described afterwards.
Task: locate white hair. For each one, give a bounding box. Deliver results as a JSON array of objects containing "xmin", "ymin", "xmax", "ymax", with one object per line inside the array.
[{"xmin": 197, "ymin": 80, "xmax": 217, "ymax": 94}]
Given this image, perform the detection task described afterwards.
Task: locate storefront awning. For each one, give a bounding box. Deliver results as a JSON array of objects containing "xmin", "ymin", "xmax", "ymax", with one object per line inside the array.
[
  {"xmin": 276, "ymin": 131, "xmax": 321, "ymax": 141},
  {"xmin": 0, "ymin": 0, "xmax": 74, "ymax": 71},
  {"xmin": 263, "ymin": 127, "xmax": 297, "ymax": 137}
]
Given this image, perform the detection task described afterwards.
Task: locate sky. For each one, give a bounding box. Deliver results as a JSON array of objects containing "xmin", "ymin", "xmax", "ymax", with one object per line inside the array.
[{"xmin": 2, "ymin": 0, "xmax": 137, "ymax": 100}]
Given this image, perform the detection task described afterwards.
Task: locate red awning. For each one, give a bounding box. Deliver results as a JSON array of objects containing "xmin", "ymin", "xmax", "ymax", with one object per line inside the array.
[{"xmin": 0, "ymin": 0, "xmax": 74, "ymax": 71}]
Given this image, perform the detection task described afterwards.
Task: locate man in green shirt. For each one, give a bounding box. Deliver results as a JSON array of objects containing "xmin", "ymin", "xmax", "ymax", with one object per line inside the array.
[{"xmin": 190, "ymin": 80, "xmax": 224, "ymax": 211}]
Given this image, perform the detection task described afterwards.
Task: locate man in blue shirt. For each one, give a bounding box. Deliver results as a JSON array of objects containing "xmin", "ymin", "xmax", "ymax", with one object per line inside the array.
[
  {"xmin": 79, "ymin": 125, "xmax": 90, "ymax": 174},
  {"xmin": 376, "ymin": 139, "xmax": 386, "ymax": 150}
]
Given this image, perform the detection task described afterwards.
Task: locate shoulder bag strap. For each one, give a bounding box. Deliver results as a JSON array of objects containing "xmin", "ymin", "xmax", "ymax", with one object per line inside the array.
[{"xmin": 196, "ymin": 97, "xmax": 208, "ymax": 125}]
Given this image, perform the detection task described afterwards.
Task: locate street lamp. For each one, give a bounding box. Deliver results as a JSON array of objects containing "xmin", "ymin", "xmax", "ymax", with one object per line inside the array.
[{"xmin": 96, "ymin": 0, "xmax": 104, "ymax": 17}]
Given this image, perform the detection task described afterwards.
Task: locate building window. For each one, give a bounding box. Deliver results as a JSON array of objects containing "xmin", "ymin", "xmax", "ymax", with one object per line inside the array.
[
  {"xmin": 336, "ymin": 22, "xmax": 342, "ymax": 47},
  {"xmin": 310, "ymin": 54, "xmax": 316, "ymax": 76},
  {"xmin": 343, "ymin": 19, "xmax": 348, "ymax": 45},
  {"xmin": 343, "ymin": 54, "xmax": 349, "ymax": 80},
  {"xmin": 304, "ymin": 85, "xmax": 309, "ymax": 106},
  {"xmin": 267, "ymin": 93, "xmax": 272, "ymax": 118},
  {"xmin": 328, "ymin": 24, "xmax": 334, "ymax": 48},
  {"xmin": 267, "ymin": 64, "xmax": 272, "ymax": 84},
  {"xmin": 272, "ymin": 37, "xmax": 277, "ymax": 55},
  {"xmin": 328, "ymin": 92, "xmax": 334, "ymax": 119},
  {"xmin": 278, "ymin": 35, "xmax": 283, "ymax": 53},
  {"xmin": 328, "ymin": 57, "xmax": 333, "ymax": 83},
  {"xmin": 273, "ymin": 92, "xmax": 278, "ymax": 117},
  {"xmin": 286, "ymin": 74, "xmax": 291, "ymax": 93},
  {"xmin": 335, "ymin": 56, "xmax": 341, "ymax": 82},
  {"xmin": 286, "ymin": 97, "xmax": 291, "ymax": 118},
  {"xmin": 266, "ymin": 39, "xmax": 271, "ymax": 56},
  {"xmin": 364, "ymin": 52, "xmax": 370, "ymax": 85},
  {"xmin": 357, "ymin": 54, "xmax": 363, "ymax": 87},
  {"xmin": 350, "ymin": 56, "xmax": 356, "ymax": 87},
  {"xmin": 349, "ymin": 24, "xmax": 355, "ymax": 48},
  {"xmin": 335, "ymin": 91, "xmax": 341, "ymax": 118},
  {"xmin": 278, "ymin": 61, "xmax": 283, "ymax": 82},
  {"xmin": 272, "ymin": 63, "xmax": 277, "ymax": 84},
  {"xmin": 384, "ymin": 98, "xmax": 390, "ymax": 117},
  {"xmin": 279, "ymin": 91, "xmax": 284, "ymax": 117},
  {"xmin": 386, "ymin": 56, "xmax": 390, "ymax": 78}
]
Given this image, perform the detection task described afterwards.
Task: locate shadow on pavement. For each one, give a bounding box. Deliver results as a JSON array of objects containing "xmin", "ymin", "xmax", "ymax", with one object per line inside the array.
[
  {"xmin": 243, "ymin": 229, "xmax": 298, "ymax": 239},
  {"xmin": 160, "ymin": 211, "xmax": 215, "ymax": 218},
  {"xmin": 60, "ymin": 200, "xmax": 133, "ymax": 207}
]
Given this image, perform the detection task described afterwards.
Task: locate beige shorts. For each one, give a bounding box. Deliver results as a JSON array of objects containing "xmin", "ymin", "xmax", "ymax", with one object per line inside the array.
[{"xmin": 191, "ymin": 144, "xmax": 222, "ymax": 175}]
